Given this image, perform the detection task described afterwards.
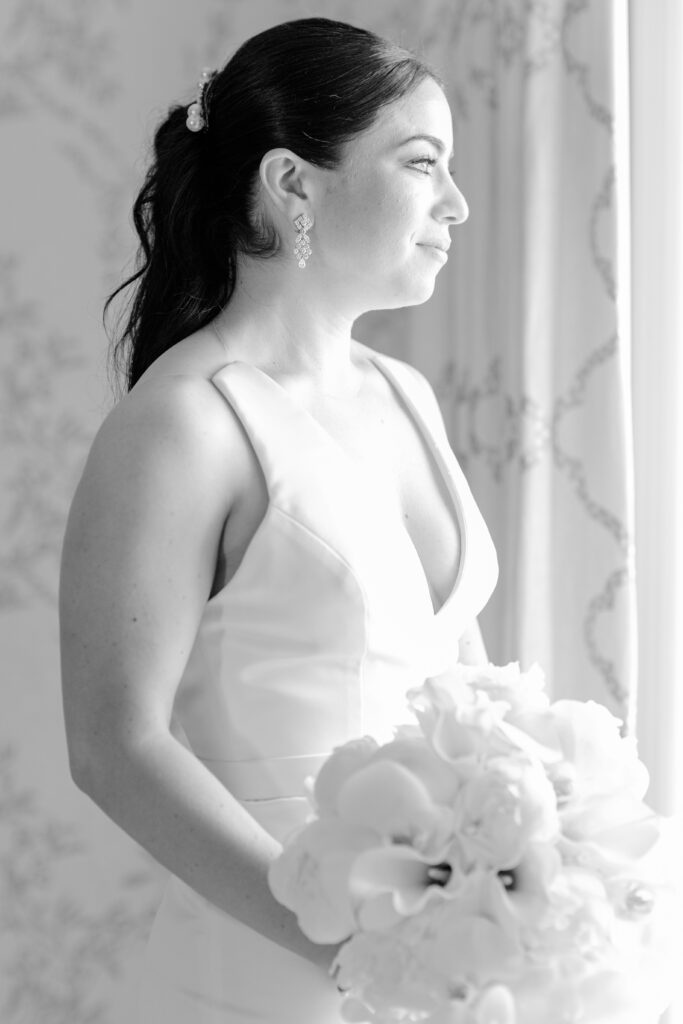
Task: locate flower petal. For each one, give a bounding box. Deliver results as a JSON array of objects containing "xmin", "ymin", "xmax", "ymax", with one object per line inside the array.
[
  {"xmin": 429, "ymin": 913, "xmax": 522, "ymax": 984},
  {"xmin": 337, "ymin": 759, "xmax": 448, "ymax": 845},
  {"xmin": 371, "ymin": 736, "xmax": 461, "ymax": 805},
  {"xmin": 268, "ymin": 818, "xmax": 377, "ymax": 942},
  {"xmin": 350, "ymin": 845, "xmax": 455, "ymax": 920},
  {"xmin": 313, "ymin": 736, "xmax": 380, "ymax": 816},
  {"xmin": 356, "ymin": 892, "xmax": 405, "ymax": 931},
  {"xmin": 562, "ymin": 794, "xmax": 661, "ymax": 859},
  {"xmin": 473, "ymin": 984, "xmax": 516, "ymax": 1024}
]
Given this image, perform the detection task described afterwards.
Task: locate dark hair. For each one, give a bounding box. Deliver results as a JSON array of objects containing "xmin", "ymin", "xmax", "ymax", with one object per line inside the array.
[{"xmin": 104, "ymin": 17, "xmax": 442, "ymax": 392}]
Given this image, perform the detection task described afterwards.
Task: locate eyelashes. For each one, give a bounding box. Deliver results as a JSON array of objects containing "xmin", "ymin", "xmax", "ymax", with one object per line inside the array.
[{"xmin": 410, "ymin": 156, "xmax": 458, "ymax": 180}]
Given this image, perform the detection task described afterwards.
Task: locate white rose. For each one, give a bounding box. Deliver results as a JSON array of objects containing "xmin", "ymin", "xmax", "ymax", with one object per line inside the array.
[
  {"xmin": 452, "ymin": 756, "xmax": 559, "ymax": 871},
  {"xmin": 517, "ymin": 700, "xmax": 649, "ymax": 804}
]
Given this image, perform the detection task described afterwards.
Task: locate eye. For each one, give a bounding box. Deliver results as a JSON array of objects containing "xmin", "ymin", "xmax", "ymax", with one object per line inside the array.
[
  {"xmin": 410, "ymin": 155, "xmax": 438, "ymax": 174},
  {"xmin": 410, "ymin": 155, "xmax": 459, "ymax": 180}
]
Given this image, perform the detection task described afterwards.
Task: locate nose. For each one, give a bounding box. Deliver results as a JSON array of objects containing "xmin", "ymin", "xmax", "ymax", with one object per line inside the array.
[{"xmin": 440, "ymin": 178, "xmax": 469, "ymax": 225}]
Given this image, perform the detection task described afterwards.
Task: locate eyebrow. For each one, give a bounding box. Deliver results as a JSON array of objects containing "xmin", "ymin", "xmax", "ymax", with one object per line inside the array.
[{"xmin": 395, "ymin": 134, "xmax": 455, "ymax": 160}]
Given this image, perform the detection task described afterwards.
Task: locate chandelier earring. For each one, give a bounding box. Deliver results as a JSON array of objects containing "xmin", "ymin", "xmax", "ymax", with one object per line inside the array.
[{"xmin": 293, "ymin": 213, "xmax": 313, "ymax": 269}]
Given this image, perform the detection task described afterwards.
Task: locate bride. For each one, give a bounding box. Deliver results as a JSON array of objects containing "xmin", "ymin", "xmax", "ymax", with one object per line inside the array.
[{"xmin": 58, "ymin": 16, "xmax": 498, "ymax": 1023}]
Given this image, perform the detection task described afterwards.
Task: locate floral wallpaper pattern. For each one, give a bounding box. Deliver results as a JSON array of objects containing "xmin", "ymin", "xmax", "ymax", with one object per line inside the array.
[
  {"xmin": 0, "ymin": 0, "xmax": 633, "ymax": 1018},
  {"xmin": 0, "ymin": 742, "xmax": 161, "ymax": 1022}
]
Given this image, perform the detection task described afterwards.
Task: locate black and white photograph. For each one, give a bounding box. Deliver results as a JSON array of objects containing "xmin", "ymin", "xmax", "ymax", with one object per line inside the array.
[{"xmin": 1, "ymin": 2, "xmax": 681, "ymax": 1022}]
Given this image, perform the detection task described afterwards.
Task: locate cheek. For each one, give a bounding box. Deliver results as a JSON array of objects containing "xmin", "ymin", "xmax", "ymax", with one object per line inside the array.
[
  {"xmin": 323, "ymin": 174, "xmax": 417, "ymax": 257},
  {"xmin": 361, "ymin": 180, "xmax": 414, "ymax": 238}
]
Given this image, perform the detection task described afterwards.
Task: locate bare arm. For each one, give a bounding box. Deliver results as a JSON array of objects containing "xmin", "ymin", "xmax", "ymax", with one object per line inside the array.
[{"xmin": 59, "ymin": 374, "xmax": 337, "ymax": 972}]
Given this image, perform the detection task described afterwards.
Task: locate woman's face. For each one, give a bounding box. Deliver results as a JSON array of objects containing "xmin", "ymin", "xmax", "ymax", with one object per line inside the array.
[{"xmin": 314, "ymin": 77, "xmax": 468, "ymax": 311}]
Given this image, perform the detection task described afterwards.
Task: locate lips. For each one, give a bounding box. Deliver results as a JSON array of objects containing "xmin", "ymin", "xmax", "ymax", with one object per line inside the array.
[
  {"xmin": 418, "ymin": 243, "xmax": 450, "ymax": 261},
  {"xmin": 419, "ymin": 242, "xmax": 450, "ymax": 253}
]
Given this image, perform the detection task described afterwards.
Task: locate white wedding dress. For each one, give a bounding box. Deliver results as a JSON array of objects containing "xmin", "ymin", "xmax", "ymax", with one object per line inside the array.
[{"xmin": 126, "ymin": 340, "xmax": 499, "ymax": 1023}]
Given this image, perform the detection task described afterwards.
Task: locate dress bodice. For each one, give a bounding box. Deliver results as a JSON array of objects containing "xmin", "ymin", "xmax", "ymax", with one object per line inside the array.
[{"xmin": 172, "ymin": 343, "xmax": 498, "ymax": 821}]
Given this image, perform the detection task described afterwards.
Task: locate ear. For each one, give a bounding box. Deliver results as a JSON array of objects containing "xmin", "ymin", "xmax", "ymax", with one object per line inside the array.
[{"xmin": 259, "ymin": 148, "xmax": 312, "ymax": 220}]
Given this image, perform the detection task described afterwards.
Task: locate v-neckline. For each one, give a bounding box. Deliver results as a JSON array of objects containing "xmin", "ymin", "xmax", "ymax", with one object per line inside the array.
[{"xmin": 221, "ymin": 349, "xmax": 466, "ymax": 620}]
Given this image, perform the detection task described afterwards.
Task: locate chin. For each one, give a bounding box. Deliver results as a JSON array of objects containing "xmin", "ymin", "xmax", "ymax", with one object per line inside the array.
[
  {"xmin": 382, "ymin": 264, "xmax": 440, "ymax": 307},
  {"xmin": 358, "ymin": 265, "xmax": 438, "ymax": 312},
  {"xmin": 395, "ymin": 276, "xmax": 438, "ymax": 308}
]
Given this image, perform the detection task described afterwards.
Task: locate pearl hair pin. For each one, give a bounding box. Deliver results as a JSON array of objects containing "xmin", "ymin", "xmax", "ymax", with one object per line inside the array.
[{"xmin": 186, "ymin": 67, "xmax": 215, "ymax": 132}]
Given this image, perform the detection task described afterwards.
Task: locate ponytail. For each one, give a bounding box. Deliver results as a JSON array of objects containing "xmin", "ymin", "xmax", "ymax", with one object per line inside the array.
[
  {"xmin": 104, "ymin": 104, "xmax": 273, "ymax": 393},
  {"xmin": 105, "ymin": 17, "xmax": 439, "ymax": 393}
]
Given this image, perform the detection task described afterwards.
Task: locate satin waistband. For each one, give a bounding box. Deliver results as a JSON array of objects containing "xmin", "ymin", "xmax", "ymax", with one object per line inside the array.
[{"xmin": 196, "ymin": 752, "xmax": 329, "ymax": 801}]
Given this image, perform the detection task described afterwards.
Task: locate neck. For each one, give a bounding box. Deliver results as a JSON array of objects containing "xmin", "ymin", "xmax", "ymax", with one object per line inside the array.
[{"xmin": 210, "ymin": 254, "xmax": 364, "ymax": 392}]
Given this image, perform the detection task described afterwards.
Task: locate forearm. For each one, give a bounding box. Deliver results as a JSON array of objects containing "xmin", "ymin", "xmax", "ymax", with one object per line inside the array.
[{"xmin": 74, "ymin": 731, "xmax": 338, "ymax": 970}]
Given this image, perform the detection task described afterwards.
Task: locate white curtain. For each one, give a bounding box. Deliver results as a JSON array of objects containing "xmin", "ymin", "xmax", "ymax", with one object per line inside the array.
[
  {"xmin": 628, "ymin": 5, "xmax": 683, "ymax": 1016},
  {"xmin": 629, "ymin": 0, "xmax": 683, "ymax": 825}
]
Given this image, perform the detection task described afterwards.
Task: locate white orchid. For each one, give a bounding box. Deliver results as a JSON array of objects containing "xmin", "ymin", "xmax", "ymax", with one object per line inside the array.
[
  {"xmin": 267, "ymin": 817, "xmax": 378, "ymax": 942},
  {"xmin": 335, "ymin": 759, "xmax": 454, "ymax": 855},
  {"xmin": 348, "ymin": 843, "xmax": 463, "ymax": 930}
]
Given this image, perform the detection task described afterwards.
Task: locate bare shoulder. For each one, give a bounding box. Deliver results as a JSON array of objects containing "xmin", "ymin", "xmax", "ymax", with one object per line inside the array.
[
  {"xmin": 61, "ymin": 368, "xmax": 250, "ymax": 627},
  {"xmin": 95, "ymin": 351, "xmax": 251, "ymax": 488},
  {"xmin": 97, "ymin": 372, "xmax": 234, "ymax": 458}
]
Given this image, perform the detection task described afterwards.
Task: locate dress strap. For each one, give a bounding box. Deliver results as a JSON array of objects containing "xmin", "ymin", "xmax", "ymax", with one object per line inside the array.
[
  {"xmin": 357, "ymin": 342, "xmax": 451, "ymax": 447},
  {"xmin": 210, "ymin": 361, "xmax": 338, "ymax": 510}
]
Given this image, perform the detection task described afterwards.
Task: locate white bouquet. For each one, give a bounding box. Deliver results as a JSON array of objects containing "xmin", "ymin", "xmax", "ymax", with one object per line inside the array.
[{"xmin": 268, "ymin": 663, "xmax": 681, "ymax": 1024}]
